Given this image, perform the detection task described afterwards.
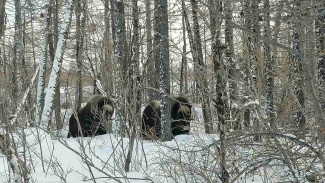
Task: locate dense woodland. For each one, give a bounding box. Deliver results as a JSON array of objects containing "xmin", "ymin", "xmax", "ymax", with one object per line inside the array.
[{"xmin": 0, "ymin": 0, "xmax": 325, "ymax": 182}]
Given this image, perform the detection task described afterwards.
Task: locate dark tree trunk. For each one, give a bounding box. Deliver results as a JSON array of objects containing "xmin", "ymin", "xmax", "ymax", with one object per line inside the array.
[
  {"xmin": 154, "ymin": 0, "xmax": 171, "ymax": 141},
  {"xmin": 0, "ymin": 0, "xmax": 6, "ymax": 38},
  {"xmin": 146, "ymin": 0, "xmax": 155, "ymax": 100},
  {"xmin": 11, "ymin": 0, "xmax": 22, "ymax": 107},
  {"xmin": 190, "ymin": 0, "xmax": 213, "ymax": 134},
  {"xmin": 74, "ymin": 0, "xmax": 84, "ymax": 111},
  {"xmin": 53, "ymin": 0, "xmax": 62, "ymax": 129},
  {"xmin": 111, "ymin": 0, "xmax": 127, "ymax": 135},
  {"xmin": 316, "ymin": 8, "xmax": 325, "ymax": 111},
  {"xmin": 292, "ymin": 2, "xmax": 305, "ymax": 129},
  {"xmin": 264, "ymin": 0, "xmax": 275, "ymax": 128},
  {"xmin": 180, "ymin": 13, "xmax": 187, "ymax": 94},
  {"xmin": 103, "ymin": 0, "xmax": 114, "ymax": 96},
  {"xmin": 125, "ymin": 0, "xmax": 141, "ymax": 172}
]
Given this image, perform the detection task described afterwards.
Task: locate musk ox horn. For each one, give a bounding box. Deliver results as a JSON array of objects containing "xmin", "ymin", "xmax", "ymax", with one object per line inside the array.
[
  {"xmin": 103, "ymin": 104, "xmax": 114, "ymax": 114},
  {"xmin": 177, "ymin": 105, "xmax": 190, "ymax": 116}
]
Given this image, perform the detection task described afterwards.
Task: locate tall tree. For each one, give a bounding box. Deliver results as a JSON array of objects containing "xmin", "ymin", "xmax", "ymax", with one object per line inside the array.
[
  {"xmin": 11, "ymin": 0, "xmax": 22, "ymax": 107},
  {"xmin": 190, "ymin": 0, "xmax": 213, "ymax": 133},
  {"xmin": 154, "ymin": 0, "xmax": 171, "ymax": 141},
  {"xmin": 146, "ymin": 0, "xmax": 155, "ymax": 99},
  {"xmin": 74, "ymin": 0, "xmax": 85, "ymax": 111},
  {"xmin": 0, "ymin": 0, "xmax": 5, "ymax": 38},
  {"xmin": 180, "ymin": 7, "xmax": 187, "ymax": 94},
  {"xmin": 210, "ymin": 1, "xmax": 229, "ymax": 182},
  {"xmin": 224, "ymin": 0, "xmax": 238, "ymax": 129},
  {"xmin": 292, "ymin": 2, "xmax": 306, "ymax": 129},
  {"xmin": 110, "ymin": 0, "xmax": 127, "ymax": 135},
  {"xmin": 35, "ymin": 1, "xmax": 52, "ymax": 125},
  {"xmin": 316, "ymin": 8, "xmax": 325, "ymax": 111},
  {"xmin": 264, "ymin": 0, "xmax": 275, "ymax": 128},
  {"xmin": 53, "ymin": 0, "xmax": 62, "ymax": 129},
  {"xmin": 40, "ymin": 0, "xmax": 73, "ymax": 128},
  {"xmin": 125, "ymin": 0, "xmax": 141, "ymax": 172},
  {"xmin": 103, "ymin": 0, "xmax": 114, "ymax": 96}
]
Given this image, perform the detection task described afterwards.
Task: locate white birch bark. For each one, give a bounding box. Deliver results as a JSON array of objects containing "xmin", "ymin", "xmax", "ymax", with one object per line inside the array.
[
  {"xmin": 35, "ymin": 2, "xmax": 51, "ymax": 125},
  {"xmin": 40, "ymin": 0, "xmax": 73, "ymax": 128}
]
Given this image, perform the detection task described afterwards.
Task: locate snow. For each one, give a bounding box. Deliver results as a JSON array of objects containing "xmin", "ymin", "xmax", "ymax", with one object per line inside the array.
[
  {"xmin": 0, "ymin": 103, "xmax": 322, "ymax": 182},
  {"xmin": 0, "ymin": 128, "xmax": 6, "ymax": 135}
]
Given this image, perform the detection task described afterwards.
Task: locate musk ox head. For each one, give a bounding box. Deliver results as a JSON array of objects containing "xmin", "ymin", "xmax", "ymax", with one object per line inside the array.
[{"xmin": 170, "ymin": 96, "xmax": 192, "ymax": 136}]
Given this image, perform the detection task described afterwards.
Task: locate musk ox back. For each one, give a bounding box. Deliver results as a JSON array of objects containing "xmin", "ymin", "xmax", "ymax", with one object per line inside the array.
[
  {"xmin": 67, "ymin": 95, "xmax": 114, "ymax": 138},
  {"xmin": 141, "ymin": 101, "xmax": 161, "ymax": 139},
  {"xmin": 141, "ymin": 96, "xmax": 192, "ymax": 139}
]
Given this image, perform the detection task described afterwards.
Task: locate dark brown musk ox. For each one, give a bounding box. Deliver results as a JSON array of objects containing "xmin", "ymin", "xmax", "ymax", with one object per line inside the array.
[
  {"xmin": 141, "ymin": 96, "xmax": 192, "ymax": 139},
  {"xmin": 67, "ymin": 95, "xmax": 114, "ymax": 138}
]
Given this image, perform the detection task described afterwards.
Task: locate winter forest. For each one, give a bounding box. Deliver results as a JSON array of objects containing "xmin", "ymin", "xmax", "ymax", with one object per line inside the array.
[{"xmin": 0, "ymin": 0, "xmax": 325, "ymax": 182}]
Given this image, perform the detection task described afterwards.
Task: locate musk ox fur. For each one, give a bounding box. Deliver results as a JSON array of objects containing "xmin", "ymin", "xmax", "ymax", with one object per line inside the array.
[
  {"xmin": 67, "ymin": 95, "xmax": 114, "ymax": 138},
  {"xmin": 141, "ymin": 96, "xmax": 192, "ymax": 139}
]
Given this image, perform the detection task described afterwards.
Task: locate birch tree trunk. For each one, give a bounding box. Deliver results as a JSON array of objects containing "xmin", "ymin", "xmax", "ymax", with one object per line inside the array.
[
  {"xmin": 154, "ymin": 0, "xmax": 171, "ymax": 141},
  {"xmin": 209, "ymin": 1, "xmax": 229, "ymax": 182},
  {"xmin": 40, "ymin": 0, "xmax": 73, "ymax": 128},
  {"xmin": 35, "ymin": 1, "xmax": 51, "ymax": 125}
]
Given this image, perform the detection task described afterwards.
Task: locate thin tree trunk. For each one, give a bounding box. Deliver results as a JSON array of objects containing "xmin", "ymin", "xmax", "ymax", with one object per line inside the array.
[
  {"xmin": 146, "ymin": 0, "xmax": 155, "ymax": 100},
  {"xmin": 180, "ymin": 12, "xmax": 187, "ymax": 94},
  {"xmin": 74, "ymin": 0, "xmax": 84, "ymax": 111},
  {"xmin": 125, "ymin": 0, "xmax": 141, "ymax": 172},
  {"xmin": 53, "ymin": 0, "xmax": 62, "ymax": 130},
  {"xmin": 264, "ymin": 0, "xmax": 275, "ymax": 128},
  {"xmin": 303, "ymin": 4, "xmax": 325, "ymax": 131},
  {"xmin": 36, "ymin": 1, "xmax": 52, "ymax": 125},
  {"xmin": 0, "ymin": 0, "xmax": 6, "ymax": 38},
  {"xmin": 190, "ymin": 0, "xmax": 213, "ymax": 133},
  {"xmin": 11, "ymin": 0, "xmax": 22, "ymax": 108},
  {"xmin": 103, "ymin": 0, "xmax": 114, "ymax": 96},
  {"xmin": 292, "ymin": 2, "xmax": 306, "ymax": 129}
]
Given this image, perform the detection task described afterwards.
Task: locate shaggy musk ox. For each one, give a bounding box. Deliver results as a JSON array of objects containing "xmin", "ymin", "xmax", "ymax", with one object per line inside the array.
[
  {"xmin": 67, "ymin": 95, "xmax": 114, "ymax": 138},
  {"xmin": 141, "ymin": 96, "xmax": 192, "ymax": 139}
]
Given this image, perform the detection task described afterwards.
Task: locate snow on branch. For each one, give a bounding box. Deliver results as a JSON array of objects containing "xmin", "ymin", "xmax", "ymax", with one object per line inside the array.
[{"xmin": 10, "ymin": 66, "xmax": 40, "ymax": 126}]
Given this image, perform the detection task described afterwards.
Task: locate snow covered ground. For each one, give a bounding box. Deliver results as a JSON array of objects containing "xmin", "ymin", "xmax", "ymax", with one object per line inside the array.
[{"xmin": 0, "ymin": 106, "xmax": 322, "ymax": 182}]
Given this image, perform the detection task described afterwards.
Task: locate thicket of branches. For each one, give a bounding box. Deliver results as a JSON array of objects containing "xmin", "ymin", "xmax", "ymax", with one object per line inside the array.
[{"xmin": 0, "ymin": 0, "xmax": 325, "ymax": 182}]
